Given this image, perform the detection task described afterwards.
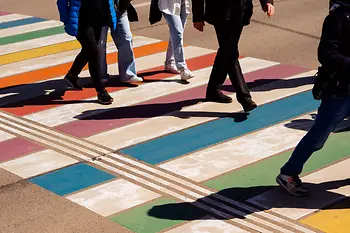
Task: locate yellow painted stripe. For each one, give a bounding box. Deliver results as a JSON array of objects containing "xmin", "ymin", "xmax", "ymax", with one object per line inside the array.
[
  {"xmin": 0, "ymin": 34, "xmax": 113, "ymax": 65},
  {"xmin": 300, "ymin": 198, "xmax": 350, "ymax": 233}
]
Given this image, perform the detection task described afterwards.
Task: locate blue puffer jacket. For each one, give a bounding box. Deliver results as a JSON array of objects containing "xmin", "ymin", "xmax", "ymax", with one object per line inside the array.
[{"xmin": 57, "ymin": 0, "xmax": 117, "ymax": 37}]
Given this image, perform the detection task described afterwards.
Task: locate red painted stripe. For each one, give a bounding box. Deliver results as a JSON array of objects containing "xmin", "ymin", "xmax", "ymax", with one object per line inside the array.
[
  {"xmin": 1, "ymin": 53, "xmax": 217, "ymax": 116},
  {"xmin": 56, "ymin": 64, "xmax": 310, "ymax": 138},
  {"xmin": 0, "ymin": 137, "xmax": 43, "ymax": 163},
  {"xmin": 0, "ymin": 11, "xmax": 11, "ymax": 16}
]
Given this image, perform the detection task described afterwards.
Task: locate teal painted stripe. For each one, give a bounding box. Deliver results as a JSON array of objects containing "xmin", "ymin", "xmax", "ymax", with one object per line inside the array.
[
  {"xmin": 0, "ymin": 26, "xmax": 65, "ymax": 45},
  {"xmin": 30, "ymin": 163, "xmax": 115, "ymax": 196},
  {"xmin": 0, "ymin": 17, "xmax": 46, "ymax": 29},
  {"xmin": 121, "ymin": 90, "xmax": 319, "ymax": 164}
]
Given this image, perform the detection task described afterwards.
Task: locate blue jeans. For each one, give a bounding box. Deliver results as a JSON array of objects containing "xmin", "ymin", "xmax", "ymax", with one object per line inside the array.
[
  {"xmin": 281, "ymin": 96, "xmax": 350, "ymax": 176},
  {"xmin": 98, "ymin": 13, "xmax": 137, "ymax": 81},
  {"xmin": 163, "ymin": 2, "xmax": 188, "ymax": 70}
]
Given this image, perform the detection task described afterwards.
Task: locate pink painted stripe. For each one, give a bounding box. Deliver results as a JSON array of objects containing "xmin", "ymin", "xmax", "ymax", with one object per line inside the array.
[
  {"xmin": 0, "ymin": 63, "xmax": 310, "ymax": 161},
  {"xmin": 0, "ymin": 137, "xmax": 44, "ymax": 163},
  {"xmin": 0, "ymin": 11, "xmax": 11, "ymax": 16},
  {"xmin": 56, "ymin": 64, "xmax": 310, "ymax": 138}
]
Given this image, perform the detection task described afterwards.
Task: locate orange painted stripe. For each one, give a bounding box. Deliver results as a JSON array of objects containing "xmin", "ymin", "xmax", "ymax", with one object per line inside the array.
[
  {"xmin": 0, "ymin": 41, "xmax": 169, "ymax": 89},
  {"xmin": 2, "ymin": 53, "xmax": 217, "ymax": 116}
]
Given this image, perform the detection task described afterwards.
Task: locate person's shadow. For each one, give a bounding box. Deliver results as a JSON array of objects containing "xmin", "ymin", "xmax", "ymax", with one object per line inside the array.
[{"xmin": 148, "ymin": 179, "xmax": 350, "ymax": 221}]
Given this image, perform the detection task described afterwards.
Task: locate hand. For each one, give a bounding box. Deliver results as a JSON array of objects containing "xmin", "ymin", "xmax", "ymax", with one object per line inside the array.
[
  {"xmin": 194, "ymin": 22, "xmax": 205, "ymax": 32},
  {"xmin": 263, "ymin": 3, "xmax": 275, "ymax": 18}
]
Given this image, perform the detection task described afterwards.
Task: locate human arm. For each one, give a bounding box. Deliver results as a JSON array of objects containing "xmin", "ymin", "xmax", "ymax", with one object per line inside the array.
[
  {"xmin": 192, "ymin": 0, "xmax": 205, "ymax": 31},
  {"xmin": 56, "ymin": 0, "xmax": 70, "ymax": 24},
  {"xmin": 260, "ymin": 0, "xmax": 275, "ymax": 17}
]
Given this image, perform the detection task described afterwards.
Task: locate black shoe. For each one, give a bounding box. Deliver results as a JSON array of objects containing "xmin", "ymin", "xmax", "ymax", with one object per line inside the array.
[
  {"xmin": 65, "ymin": 73, "xmax": 83, "ymax": 90},
  {"xmin": 240, "ymin": 99, "xmax": 257, "ymax": 112},
  {"xmin": 206, "ymin": 90, "xmax": 232, "ymax": 103},
  {"xmin": 97, "ymin": 90, "xmax": 114, "ymax": 105}
]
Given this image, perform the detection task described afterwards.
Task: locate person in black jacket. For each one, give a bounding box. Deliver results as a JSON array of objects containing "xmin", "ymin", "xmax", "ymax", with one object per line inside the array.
[
  {"xmin": 277, "ymin": 0, "xmax": 350, "ymax": 196},
  {"xmin": 192, "ymin": 0, "xmax": 274, "ymax": 112}
]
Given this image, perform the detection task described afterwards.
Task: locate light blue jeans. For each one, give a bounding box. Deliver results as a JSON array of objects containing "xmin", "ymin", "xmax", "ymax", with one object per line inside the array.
[
  {"xmin": 98, "ymin": 12, "xmax": 137, "ymax": 81},
  {"xmin": 163, "ymin": 1, "xmax": 188, "ymax": 70}
]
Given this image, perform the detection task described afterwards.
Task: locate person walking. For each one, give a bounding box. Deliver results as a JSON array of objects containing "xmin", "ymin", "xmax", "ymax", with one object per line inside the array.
[
  {"xmin": 277, "ymin": 0, "xmax": 350, "ymax": 196},
  {"xmin": 158, "ymin": 0, "xmax": 195, "ymax": 80},
  {"xmin": 57, "ymin": 0, "xmax": 117, "ymax": 104},
  {"xmin": 192, "ymin": 0, "xmax": 274, "ymax": 112}
]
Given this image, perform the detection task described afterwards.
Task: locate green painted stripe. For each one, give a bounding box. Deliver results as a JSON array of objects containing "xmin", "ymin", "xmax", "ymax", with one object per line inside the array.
[
  {"xmin": 109, "ymin": 197, "xmax": 205, "ymax": 233},
  {"xmin": 204, "ymin": 128, "xmax": 350, "ymax": 201},
  {"xmin": 0, "ymin": 26, "xmax": 65, "ymax": 46}
]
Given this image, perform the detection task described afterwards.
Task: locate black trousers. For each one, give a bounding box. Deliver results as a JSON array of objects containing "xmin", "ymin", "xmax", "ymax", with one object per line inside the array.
[
  {"xmin": 69, "ymin": 25, "xmax": 105, "ymax": 93},
  {"xmin": 207, "ymin": 20, "xmax": 252, "ymax": 103}
]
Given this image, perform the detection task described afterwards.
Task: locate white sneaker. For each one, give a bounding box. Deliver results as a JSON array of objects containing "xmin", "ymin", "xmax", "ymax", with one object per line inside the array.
[
  {"xmin": 121, "ymin": 76, "xmax": 143, "ymax": 83},
  {"xmin": 180, "ymin": 68, "xmax": 195, "ymax": 80},
  {"xmin": 165, "ymin": 63, "xmax": 180, "ymax": 74}
]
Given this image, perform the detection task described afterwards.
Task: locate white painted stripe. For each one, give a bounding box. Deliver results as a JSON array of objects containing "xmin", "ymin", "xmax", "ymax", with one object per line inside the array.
[
  {"xmin": 0, "ymin": 14, "xmax": 32, "ymax": 24},
  {"xmin": 0, "ymin": 36, "xmax": 161, "ymax": 78},
  {"xmin": 24, "ymin": 46, "xmax": 215, "ymax": 126},
  {"xmin": 0, "ymin": 33, "xmax": 74, "ymax": 55},
  {"xmin": 248, "ymin": 158, "xmax": 350, "ymax": 220},
  {"xmin": 93, "ymin": 159, "xmax": 273, "ymax": 233},
  {"xmin": 0, "ymin": 20, "xmax": 63, "ymax": 38},
  {"xmin": 87, "ymin": 70, "xmax": 315, "ymax": 151},
  {"xmin": 164, "ymin": 217, "xmax": 249, "ymax": 233},
  {"xmin": 67, "ymin": 179, "xmax": 161, "ymax": 216},
  {"xmin": 0, "ymin": 129, "xmax": 15, "ymax": 142},
  {"xmin": 0, "ymin": 149, "xmax": 78, "ymax": 178}
]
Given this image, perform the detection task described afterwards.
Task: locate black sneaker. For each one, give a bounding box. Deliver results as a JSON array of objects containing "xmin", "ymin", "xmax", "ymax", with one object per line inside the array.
[
  {"xmin": 240, "ymin": 99, "xmax": 257, "ymax": 112},
  {"xmin": 276, "ymin": 174, "xmax": 309, "ymax": 196},
  {"xmin": 97, "ymin": 90, "xmax": 114, "ymax": 105},
  {"xmin": 65, "ymin": 73, "xmax": 83, "ymax": 90},
  {"xmin": 206, "ymin": 90, "xmax": 232, "ymax": 103}
]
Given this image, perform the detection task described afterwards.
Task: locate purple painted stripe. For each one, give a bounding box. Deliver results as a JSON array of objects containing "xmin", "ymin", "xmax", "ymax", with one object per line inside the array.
[
  {"xmin": 0, "ymin": 137, "xmax": 44, "ymax": 163},
  {"xmin": 0, "ymin": 11, "xmax": 11, "ymax": 16},
  {"xmin": 56, "ymin": 64, "xmax": 310, "ymax": 138}
]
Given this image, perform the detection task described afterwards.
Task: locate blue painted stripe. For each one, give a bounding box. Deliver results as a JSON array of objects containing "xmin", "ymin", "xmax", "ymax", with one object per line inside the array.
[
  {"xmin": 121, "ymin": 90, "xmax": 319, "ymax": 164},
  {"xmin": 30, "ymin": 163, "xmax": 115, "ymax": 196},
  {"xmin": 0, "ymin": 17, "xmax": 46, "ymax": 29}
]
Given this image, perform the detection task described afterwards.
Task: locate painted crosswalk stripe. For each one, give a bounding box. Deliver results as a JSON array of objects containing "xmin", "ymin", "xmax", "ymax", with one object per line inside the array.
[
  {"xmin": 55, "ymin": 62, "xmax": 303, "ymax": 138},
  {"xmin": 0, "ymin": 111, "xmax": 315, "ymax": 233},
  {"xmin": 0, "ymin": 26, "xmax": 65, "ymax": 46},
  {"xmin": 248, "ymin": 157, "xmax": 350, "ymax": 220},
  {"xmin": 300, "ymin": 198, "xmax": 350, "ymax": 233},
  {"xmin": 19, "ymin": 47, "xmax": 213, "ymax": 122},
  {"xmin": 86, "ymin": 71, "xmax": 315, "ymax": 152},
  {"xmin": 0, "ymin": 33, "xmax": 75, "ymax": 57},
  {"xmin": 0, "ymin": 17, "xmax": 47, "ymax": 30},
  {"xmin": 0, "ymin": 11, "xmax": 11, "ymax": 16},
  {"xmin": 0, "ymin": 14, "xmax": 32, "ymax": 23},
  {"xmin": 0, "ymin": 20, "xmax": 62, "ymax": 38},
  {"xmin": 160, "ymin": 112, "xmax": 350, "ymax": 183},
  {"xmin": 0, "ymin": 56, "xmax": 276, "ymax": 161},
  {"xmin": 0, "ymin": 36, "xmax": 159, "ymax": 79}
]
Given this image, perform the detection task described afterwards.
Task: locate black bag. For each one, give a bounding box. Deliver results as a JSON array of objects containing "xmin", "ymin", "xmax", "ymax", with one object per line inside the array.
[
  {"xmin": 149, "ymin": 0, "xmax": 162, "ymax": 25},
  {"xmin": 312, "ymin": 65, "xmax": 338, "ymax": 100}
]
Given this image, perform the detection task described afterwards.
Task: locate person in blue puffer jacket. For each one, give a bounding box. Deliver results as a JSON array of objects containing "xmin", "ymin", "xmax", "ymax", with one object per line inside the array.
[{"xmin": 57, "ymin": 0, "xmax": 117, "ymax": 104}]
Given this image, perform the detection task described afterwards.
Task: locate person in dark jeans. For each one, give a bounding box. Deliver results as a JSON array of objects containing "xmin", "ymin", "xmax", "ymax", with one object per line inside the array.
[
  {"xmin": 57, "ymin": 0, "xmax": 117, "ymax": 104},
  {"xmin": 192, "ymin": 0, "xmax": 274, "ymax": 112},
  {"xmin": 277, "ymin": 0, "xmax": 350, "ymax": 196}
]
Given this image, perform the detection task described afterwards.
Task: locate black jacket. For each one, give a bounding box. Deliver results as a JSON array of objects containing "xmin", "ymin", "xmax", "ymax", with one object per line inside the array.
[
  {"xmin": 315, "ymin": 4, "xmax": 350, "ymax": 98},
  {"xmin": 192, "ymin": 0, "xmax": 273, "ymax": 25}
]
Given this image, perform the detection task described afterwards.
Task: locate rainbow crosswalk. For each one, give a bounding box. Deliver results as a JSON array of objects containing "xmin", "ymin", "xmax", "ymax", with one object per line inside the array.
[{"xmin": 1, "ymin": 10, "xmax": 349, "ymax": 233}]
